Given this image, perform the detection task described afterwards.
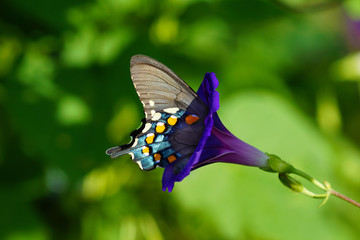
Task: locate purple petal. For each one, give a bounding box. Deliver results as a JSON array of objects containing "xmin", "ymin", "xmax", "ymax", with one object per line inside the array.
[
  {"xmin": 162, "ymin": 73, "xmax": 269, "ymax": 192},
  {"xmin": 162, "ymin": 73, "xmax": 218, "ymax": 191},
  {"xmin": 193, "ymin": 113, "xmax": 269, "ymax": 169}
]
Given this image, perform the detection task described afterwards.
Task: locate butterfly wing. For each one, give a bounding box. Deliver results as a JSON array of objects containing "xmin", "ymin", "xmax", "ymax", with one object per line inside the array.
[
  {"xmin": 106, "ymin": 55, "xmax": 207, "ymax": 171},
  {"xmin": 130, "ymin": 55, "xmax": 207, "ymax": 119}
]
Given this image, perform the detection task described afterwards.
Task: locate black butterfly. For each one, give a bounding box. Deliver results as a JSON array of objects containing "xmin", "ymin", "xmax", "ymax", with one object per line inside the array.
[{"xmin": 106, "ymin": 55, "xmax": 208, "ymax": 172}]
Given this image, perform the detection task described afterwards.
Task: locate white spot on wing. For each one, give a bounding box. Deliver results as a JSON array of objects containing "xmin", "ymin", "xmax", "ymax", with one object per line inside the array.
[
  {"xmin": 151, "ymin": 112, "xmax": 161, "ymax": 121},
  {"xmin": 131, "ymin": 138, "xmax": 138, "ymax": 147},
  {"xmin": 147, "ymin": 133, "xmax": 155, "ymax": 138},
  {"xmin": 156, "ymin": 122, "xmax": 165, "ymax": 127},
  {"xmin": 142, "ymin": 123, "xmax": 152, "ymax": 133},
  {"xmin": 163, "ymin": 107, "xmax": 179, "ymax": 114},
  {"xmin": 149, "ymin": 100, "xmax": 155, "ymax": 106},
  {"xmin": 150, "ymin": 109, "xmax": 156, "ymax": 116},
  {"xmin": 129, "ymin": 152, "xmax": 134, "ymax": 160},
  {"xmin": 136, "ymin": 161, "xmax": 143, "ymax": 170}
]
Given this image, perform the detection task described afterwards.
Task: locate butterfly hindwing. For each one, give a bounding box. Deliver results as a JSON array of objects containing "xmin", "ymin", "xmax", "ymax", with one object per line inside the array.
[{"xmin": 107, "ymin": 55, "xmax": 208, "ymax": 171}]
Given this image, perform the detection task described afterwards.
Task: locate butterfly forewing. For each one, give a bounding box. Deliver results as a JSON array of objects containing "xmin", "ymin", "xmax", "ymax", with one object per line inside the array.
[{"xmin": 130, "ymin": 55, "xmax": 207, "ymax": 119}]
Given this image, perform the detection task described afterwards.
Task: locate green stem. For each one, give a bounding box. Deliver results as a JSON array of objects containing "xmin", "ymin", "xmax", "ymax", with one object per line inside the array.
[{"xmin": 290, "ymin": 168, "xmax": 327, "ymax": 191}]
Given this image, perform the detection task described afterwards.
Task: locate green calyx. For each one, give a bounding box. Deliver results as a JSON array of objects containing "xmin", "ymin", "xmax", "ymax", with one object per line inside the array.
[{"xmin": 260, "ymin": 153, "xmax": 295, "ymax": 173}]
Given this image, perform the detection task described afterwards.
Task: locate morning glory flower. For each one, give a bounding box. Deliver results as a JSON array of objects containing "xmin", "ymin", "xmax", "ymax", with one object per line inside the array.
[
  {"xmin": 161, "ymin": 73, "xmax": 360, "ymax": 208},
  {"xmin": 162, "ymin": 73, "xmax": 270, "ymax": 192}
]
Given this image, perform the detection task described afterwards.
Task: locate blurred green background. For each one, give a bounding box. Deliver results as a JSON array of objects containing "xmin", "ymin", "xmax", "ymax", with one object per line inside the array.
[{"xmin": 1, "ymin": 0, "xmax": 360, "ymax": 239}]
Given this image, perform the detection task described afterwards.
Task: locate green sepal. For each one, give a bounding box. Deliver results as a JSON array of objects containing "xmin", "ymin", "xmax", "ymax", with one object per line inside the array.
[
  {"xmin": 261, "ymin": 153, "xmax": 295, "ymax": 173},
  {"xmin": 278, "ymin": 173, "xmax": 304, "ymax": 193}
]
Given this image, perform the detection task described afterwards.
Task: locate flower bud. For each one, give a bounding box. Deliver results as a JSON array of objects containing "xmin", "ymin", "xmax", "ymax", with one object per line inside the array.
[{"xmin": 278, "ymin": 173, "xmax": 304, "ymax": 193}]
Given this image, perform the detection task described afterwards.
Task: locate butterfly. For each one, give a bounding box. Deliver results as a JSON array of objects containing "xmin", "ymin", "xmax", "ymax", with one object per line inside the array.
[{"xmin": 106, "ymin": 55, "xmax": 208, "ymax": 173}]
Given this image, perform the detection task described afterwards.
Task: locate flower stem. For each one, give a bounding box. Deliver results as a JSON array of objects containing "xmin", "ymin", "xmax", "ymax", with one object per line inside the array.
[
  {"xmin": 290, "ymin": 168, "xmax": 327, "ymax": 191},
  {"xmin": 330, "ymin": 189, "xmax": 360, "ymax": 208},
  {"xmin": 291, "ymin": 169, "xmax": 360, "ymax": 208}
]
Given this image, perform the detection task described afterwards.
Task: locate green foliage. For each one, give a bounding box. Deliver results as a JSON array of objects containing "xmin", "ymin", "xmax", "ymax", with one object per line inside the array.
[{"xmin": 1, "ymin": 0, "xmax": 360, "ymax": 239}]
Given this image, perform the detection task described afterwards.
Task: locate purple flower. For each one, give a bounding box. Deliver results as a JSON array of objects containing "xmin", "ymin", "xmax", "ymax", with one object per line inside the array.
[{"xmin": 162, "ymin": 73, "xmax": 270, "ymax": 192}]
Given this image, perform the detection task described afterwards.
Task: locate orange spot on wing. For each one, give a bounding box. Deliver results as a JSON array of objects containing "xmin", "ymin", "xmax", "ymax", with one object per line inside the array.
[
  {"xmin": 185, "ymin": 115, "xmax": 200, "ymax": 125},
  {"xmin": 156, "ymin": 122, "xmax": 165, "ymax": 133},
  {"xmin": 145, "ymin": 133, "xmax": 155, "ymax": 144},
  {"xmin": 167, "ymin": 115, "xmax": 178, "ymax": 126},
  {"xmin": 142, "ymin": 146, "xmax": 150, "ymax": 155},
  {"xmin": 167, "ymin": 155, "xmax": 177, "ymax": 163},
  {"xmin": 154, "ymin": 153, "xmax": 162, "ymax": 161}
]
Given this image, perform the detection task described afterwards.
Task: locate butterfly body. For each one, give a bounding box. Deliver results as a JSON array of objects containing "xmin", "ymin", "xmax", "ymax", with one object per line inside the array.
[{"xmin": 106, "ymin": 55, "xmax": 207, "ymax": 173}]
